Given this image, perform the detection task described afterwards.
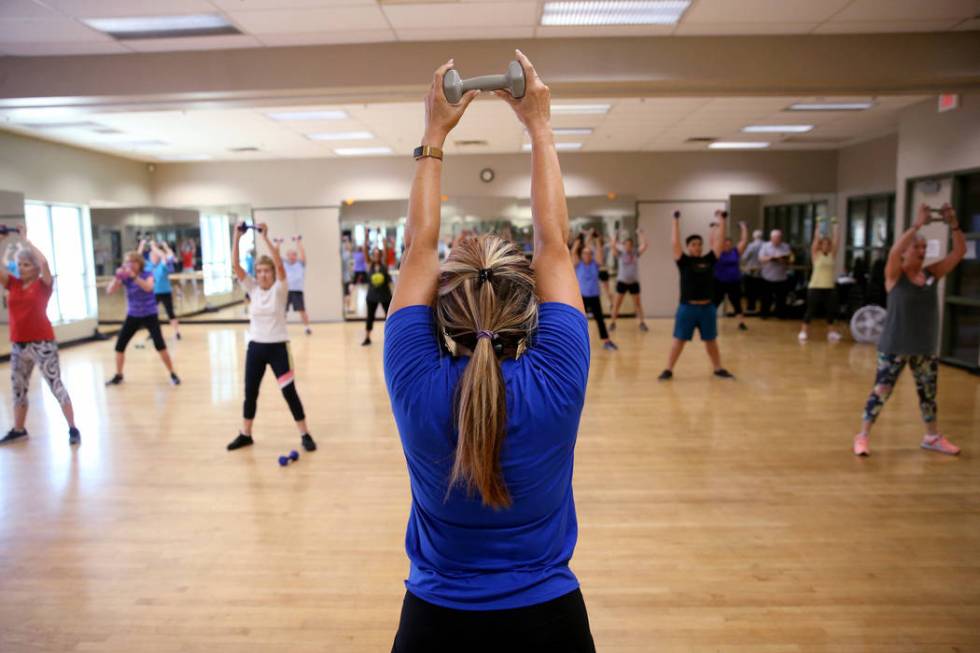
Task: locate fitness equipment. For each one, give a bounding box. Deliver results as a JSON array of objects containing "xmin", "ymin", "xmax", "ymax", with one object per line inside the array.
[
  {"xmin": 0, "ymin": 224, "xmax": 21, "ymax": 236},
  {"xmin": 278, "ymin": 450, "xmax": 300, "ymax": 467},
  {"xmin": 850, "ymin": 305, "xmax": 887, "ymax": 344},
  {"xmin": 237, "ymin": 223, "xmax": 256, "ymax": 234},
  {"xmin": 443, "ymin": 61, "xmax": 525, "ymax": 105},
  {"xmin": 673, "ymin": 210, "xmax": 681, "ymax": 219}
]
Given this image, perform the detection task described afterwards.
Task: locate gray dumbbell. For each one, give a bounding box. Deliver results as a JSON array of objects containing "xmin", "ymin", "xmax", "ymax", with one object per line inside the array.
[{"xmin": 443, "ymin": 60, "xmax": 526, "ymax": 105}]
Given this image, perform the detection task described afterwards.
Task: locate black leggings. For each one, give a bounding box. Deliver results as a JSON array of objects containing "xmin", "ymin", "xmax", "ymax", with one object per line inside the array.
[
  {"xmin": 366, "ymin": 298, "xmax": 391, "ymax": 333},
  {"xmin": 713, "ymin": 281, "xmax": 743, "ymax": 316},
  {"xmin": 803, "ymin": 288, "xmax": 838, "ymax": 324},
  {"xmin": 391, "ymin": 589, "xmax": 596, "ymax": 653},
  {"xmin": 582, "ymin": 295, "xmax": 609, "ymax": 340},
  {"xmin": 156, "ymin": 292, "xmax": 176, "ymax": 320},
  {"xmin": 115, "ymin": 314, "xmax": 166, "ymax": 352},
  {"xmin": 243, "ymin": 341, "xmax": 305, "ymax": 421}
]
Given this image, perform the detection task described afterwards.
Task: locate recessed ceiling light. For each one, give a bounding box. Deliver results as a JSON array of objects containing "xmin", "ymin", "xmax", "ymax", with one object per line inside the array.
[
  {"xmin": 541, "ymin": 0, "xmax": 691, "ymax": 26},
  {"xmin": 307, "ymin": 131, "xmax": 374, "ymax": 141},
  {"xmin": 551, "ymin": 104, "xmax": 611, "ymax": 115},
  {"xmin": 742, "ymin": 125, "xmax": 814, "ymax": 133},
  {"xmin": 266, "ymin": 110, "xmax": 348, "ymax": 121},
  {"xmin": 523, "ymin": 142, "xmax": 583, "ymax": 151},
  {"xmin": 334, "ymin": 147, "xmax": 393, "ymax": 156},
  {"xmin": 787, "ymin": 102, "xmax": 874, "ymax": 111},
  {"xmin": 708, "ymin": 141, "xmax": 770, "ymax": 149},
  {"xmin": 82, "ymin": 14, "xmax": 239, "ymax": 40}
]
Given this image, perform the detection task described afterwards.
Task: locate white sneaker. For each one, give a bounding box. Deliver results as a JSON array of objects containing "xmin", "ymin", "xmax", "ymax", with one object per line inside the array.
[
  {"xmin": 798, "ymin": 330, "xmax": 808, "ymax": 342},
  {"xmin": 828, "ymin": 331, "xmax": 842, "ymax": 343}
]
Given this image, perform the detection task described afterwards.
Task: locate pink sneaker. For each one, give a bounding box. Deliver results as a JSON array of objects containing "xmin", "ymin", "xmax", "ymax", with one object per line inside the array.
[
  {"xmin": 921, "ymin": 434, "xmax": 960, "ymax": 456},
  {"xmin": 853, "ymin": 434, "xmax": 870, "ymax": 456}
]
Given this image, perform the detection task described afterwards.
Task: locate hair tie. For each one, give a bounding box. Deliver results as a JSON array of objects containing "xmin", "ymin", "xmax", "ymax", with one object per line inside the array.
[
  {"xmin": 477, "ymin": 268, "xmax": 494, "ymax": 286},
  {"xmin": 476, "ymin": 330, "xmax": 495, "ymax": 340}
]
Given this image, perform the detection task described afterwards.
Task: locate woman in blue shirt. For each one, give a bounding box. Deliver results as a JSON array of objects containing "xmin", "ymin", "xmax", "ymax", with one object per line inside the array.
[{"xmin": 384, "ymin": 51, "xmax": 595, "ymax": 652}]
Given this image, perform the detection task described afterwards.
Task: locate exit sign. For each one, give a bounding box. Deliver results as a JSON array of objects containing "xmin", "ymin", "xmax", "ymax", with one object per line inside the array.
[{"xmin": 938, "ymin": 94, "xmax": 959, "ymax": 113}]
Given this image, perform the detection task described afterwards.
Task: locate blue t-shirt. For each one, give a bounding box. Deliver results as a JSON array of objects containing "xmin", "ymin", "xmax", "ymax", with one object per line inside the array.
[
  {"xmin": 384, "ymin": 302, "xmax": 590, "ymax": 610},
  {"xmin": 284, "ymin": 260, "xmax": 305, "ymax": 291},
  {"xmin": 575, "ymin": 260, "xmax": 600, "ymax": 297},
  {"xmin": 153, "ymin": 259, "xmax": 173, "ymax": 294}
]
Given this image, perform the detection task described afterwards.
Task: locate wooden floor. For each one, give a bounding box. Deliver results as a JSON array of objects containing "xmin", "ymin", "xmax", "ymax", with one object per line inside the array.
[{"xmin": 1, "ymin": 316, "xmax": 978, "ymax": 652}]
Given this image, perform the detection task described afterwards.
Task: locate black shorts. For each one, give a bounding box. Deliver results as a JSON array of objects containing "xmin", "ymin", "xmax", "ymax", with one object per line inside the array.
[
  {"xmin": 598, "ymin": 269, "xmax": 610, "ymax": 282},
  {"xmin": 286, "ymin": 290, "xmax": 305, "ymax": 312},
  {"xmin": 353, "ymin": 271, "xmax": 368, "ymax": 284},
  {"xmin": 155, "ymin": 292, "xmax": 175, "ymax": 320},
  {"xmin": 804, "ymin": 287, "xmax": 839, "ymax": 324},
  {"xmin": 616, "ymin": 281, "xmax": 640, "ymax": 295},
  {"xmin": 391, "ymin": 589, "xmax": 595, "ymax": 653},
  {"xmin": 115, "ymin": 314, "xmax": 166, "ymax": 352}
]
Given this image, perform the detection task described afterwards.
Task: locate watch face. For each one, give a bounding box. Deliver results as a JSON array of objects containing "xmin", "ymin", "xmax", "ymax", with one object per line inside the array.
[{"xmin": 480, "ymin": 168, "xmax": 495, "ymax": 183}]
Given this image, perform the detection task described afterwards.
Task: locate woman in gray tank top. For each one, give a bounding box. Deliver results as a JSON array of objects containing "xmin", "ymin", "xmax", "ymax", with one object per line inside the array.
[
  {"xmin": 609, "ymin": 229, "xmax": 649, "ymax": 333},
  {"xmin": 853, "ymin": 204, "xmax": 966, "ymax": 457}
]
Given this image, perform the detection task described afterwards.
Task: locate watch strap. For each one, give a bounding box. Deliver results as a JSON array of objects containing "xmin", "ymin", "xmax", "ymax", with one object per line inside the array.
[{"xmin": 414, "ymin": 145, "xmax": 444, "ymax": 161}]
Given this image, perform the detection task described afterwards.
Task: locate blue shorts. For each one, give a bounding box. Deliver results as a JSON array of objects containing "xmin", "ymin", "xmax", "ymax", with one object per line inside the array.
[{"xmin": 673, "ymin": 303, "xmax": 717, "ymax": 341}]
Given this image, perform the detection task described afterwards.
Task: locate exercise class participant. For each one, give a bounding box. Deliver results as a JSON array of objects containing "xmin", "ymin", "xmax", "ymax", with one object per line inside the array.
[
  {"xmin": 659, "ymin": 210, "xmax": 735, "ymax": 381},
  {"xmin": 799, "ymin": 218, "xmax": 842, "ymax": 343},
  {"xmin": 593, "ymin": 228, "xmax": 614, "ymax": 308},
  {"xmin": 572, "ymin": 235, "xmax": 617, "ymax": 351},
  {"xmin": 227, "ymin": 223, "xmax": 315, "ymax": 453},
  {"xmin": 713, "ymin": 218, "xmax": 749, "ymax": 331},
  {"xmin": 741, "ymin": 228, "xmax": 765, "ymax": 313},
  {"xmin": 361, "ymin": 247, "xmax": 392, "ymax": 347},
  {"xmin": 384, "ymin": 52, "xmax": 595, "ymax": 652},
  {"xmin": 104, "ymin": 251, "xmax": 180, "ymax": 387},
  {"xmin": 758, "ymin": 229, "xmax": 793, "ymax": 319},
  {"xmin": 608, "ymin": 228, "xmax": 648, "ymax": 332},
  {"xmin": 150, "ymin": 241, "xmax": 181, "ymax": 340},
  {"xmin": 283, "ymin": 237, "xmax": 312, "ymax": 335},
  {"xmin": 853, "ymin": 204, "xmax": 966, "ymax": 457},
  {"xmin": 0, "ymin": 228, "xmax": 80, "ymax": 446}
]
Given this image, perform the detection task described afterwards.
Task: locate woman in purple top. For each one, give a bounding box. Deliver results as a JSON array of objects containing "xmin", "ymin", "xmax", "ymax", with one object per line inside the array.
[
  {"xmin": 351, "ymin": 246, "xmax": 368, "ymax": 285},
  {"xmin": 105, "ymin": 251, "xmax": 180, "ymax": 386},
  {"xmin": 713, "ymin": 220, "xmax": 749, "ymax": 331}
]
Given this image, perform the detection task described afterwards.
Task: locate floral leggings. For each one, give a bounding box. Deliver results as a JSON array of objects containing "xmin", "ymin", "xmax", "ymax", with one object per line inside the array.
[
  {"xmin": 10, "ymin": 340, "xmax": 71, "ymax": 408},
  {"xmin": 863, "ymin": 352, "xmax": 937, "ymax": 424}
]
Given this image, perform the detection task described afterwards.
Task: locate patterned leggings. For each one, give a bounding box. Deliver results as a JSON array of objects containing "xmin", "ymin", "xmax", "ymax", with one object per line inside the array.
[
  {"xmin": 863, "ymin": 352, "xmax": 937, "ymax": 424},
  {"xmin": 10, "ymin": 340, "xmax": 71, "ymax": 408}
]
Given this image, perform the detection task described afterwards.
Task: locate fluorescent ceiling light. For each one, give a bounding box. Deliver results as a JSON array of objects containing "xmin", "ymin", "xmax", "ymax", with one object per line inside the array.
[
  {"xmin": 20, "ymin": 121, "xmax": 105, "ymax": 130},
  {"xmin": 552, "ymin": 128, "xmax": 594, "ymax": 136},
  {"xmin": 523, "ymin": 142, "xmax": 584, "ymax": 151},
  {"xmin": 541, "ymin": 0, "xmax": 691, "ymax": 26},
  {"xmin": 83, "ymin": 14, "xmax": 238, "ymax": 40},
  {"xmin": 787, "ymin": 102, "xmax": 873, "ymax": 111},
  {"xmin": 551, "ymin": 104, "xmax": 611, "ymax": 115},
  {"xmin": 742, "ymin": 125, "xmax": 814, "ymax": 133},
  {"xmin": 266, "ymin": 110, "xmax": 348, "ymax": 121},
  {"xmin": 159, "ymin": 154, "xmax": 212, "ymax": 161},
  {"xmin": 334, "ymin": 147, "xmax": 393, "ymax": 156},
  {"xmin": 307, "ymin": 131, "xmax": 374, "ymax": 141},
  {"xmin": 708, "ymin": 141, "xmax": 770, "ymax": 149},
  {"xmin": 117, "ymin": 140, "xmax": 169, "ymax": 148}
]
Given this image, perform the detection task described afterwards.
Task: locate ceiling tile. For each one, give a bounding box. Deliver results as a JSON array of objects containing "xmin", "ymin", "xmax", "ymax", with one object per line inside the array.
[
  {"xmin": 0, "ymin": 0, "xmax": 62, "ymax": 19},
  {"xmin": 228, "ymin": 6, "xmax": 390, "ymax": 33},
  {"xmin": 395, "ymin": 26, "xmax": 534, "ymax": 41},
  {"xmin": 124, "ymin": 34, "xmax": 264, "ymax": 52},
  {"xmin": 0, "ymin": 40, "xmax": 131, "ymax": 55},
  {"xmin": 40, "ymin": 0, "xmax": 217, "ymax": 17},
  {"xmin": 681, "ymin": 0, "xmax": 852, "ymax": 23},
  {"xmin": 674, "ymin": 22, "xmax": 816, "ymax": 35},
  {"xmin": 953, "ymin": 18, "xmax": 980, "ymax": 30},
  {"xmin": 210, "ymin": 0, "xmax": 377, "ymax": 9},
  {"xmin": 831, "ymin": 0, "xmax": 980, "ymax": 21},
  {"xmin": 0, "ymin": 17, "xmax": 107, "ymax": 42},
  {"xmin": 382, "ymin": 2, "xmax": 539, "ymax": 29},
  {"xmin": 813, "ymin": 19, "xmax": 961, "ymax": 33},
  {"xmin": 255, "ymin": 29, "xmax": 395, "ymax": 46}
]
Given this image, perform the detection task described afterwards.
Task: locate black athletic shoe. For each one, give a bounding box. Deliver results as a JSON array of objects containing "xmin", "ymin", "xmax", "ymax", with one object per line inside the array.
[
  {"xmin": 68, "ymin": 427, "xmax": 81, "ymax": 446},
  {"xmin": 176, "ymin": 332, "xmax": 182, "ymax": 340},
  {"xmin": 301, "ymin": 434, "xmax": 317, "ymax": 452},
  {"xmin": 170, "ymin": 372, "xmax": 181, "ymax": 386},
  {"xmin": 738, "ymin": 322, "xmax": 748, "ymax": 331},
  {"xmin": 361, "ymin": 338, "xmax": 372, "ymax": 347},
  {"xmin": 714, "ymin": 368, "xmax": 735, "ymax": 379},
  {"xmin": 658, "ymin": 370, "xmax": 673, "ymax": 381},
  {"xmin": 227, "ymin": 433, "xmax": 254, "ymax": 451},
  {"xmin": 105, "ymin": 374, "xmax": 124, "ymax": 386},
  {"xmin": 305, "ymin": 328, "xmax": 312, "ymax": 336},
  {"xmin": 1, "ymin": 428, "xmax": 28, "ymax": 444}
]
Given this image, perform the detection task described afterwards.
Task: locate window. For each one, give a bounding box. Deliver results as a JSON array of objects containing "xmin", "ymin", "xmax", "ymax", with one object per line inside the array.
[
  {"xmin": 846, "ymin": 194, "xmax": 894, "ymax": 271},
  {"xmin": 200, "ymin": 213, "xmax": 232, "ymax": 295},
  {"xmin": 763, "ymin": 200, "xmax": 829, "ymax": 266},
  {"xmin": 24, "ymin": 201, "xmax": 97, "ymax": 325}
]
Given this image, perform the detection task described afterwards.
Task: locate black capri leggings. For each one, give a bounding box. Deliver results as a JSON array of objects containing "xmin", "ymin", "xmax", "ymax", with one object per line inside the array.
[
  {"xmin": 156, "ymin": 292, "xmax": 176, "ymax": 320},
  {"xmin": 713, "ymin": 280, "xmax": 743, "ymax": 316},
  {"xmin": 391, "ymin": 588, "xmax": 595, "ymax": 653},
  {"xmin": 366, "ymin": 298, "xmax": 391, "ymax": 333},
  {"xmin": 582, "ymin": 295, "xmax": 609, "ymax": 340},
  {"xmin": 804, "ymin": 287, "xmax": 839, "ymax": 324},
  {"xmin": 243, "ymin": 341, "xmax": 305, "ymax": 422},
  {"xmin": 115, "ymin": 314, "xmax": 166, "ymax": 352}
]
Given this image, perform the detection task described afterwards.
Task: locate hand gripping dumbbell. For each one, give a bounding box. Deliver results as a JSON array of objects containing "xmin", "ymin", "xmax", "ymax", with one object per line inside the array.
[{"xmin": 443, "ymin": 60, "xmax": 525, "ymax": 105}]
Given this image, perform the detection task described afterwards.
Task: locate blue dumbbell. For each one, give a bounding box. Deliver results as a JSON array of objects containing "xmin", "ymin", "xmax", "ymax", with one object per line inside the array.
[{"xmin": 277, "ymin": 450, "xmax": 300, "ymax": 467}]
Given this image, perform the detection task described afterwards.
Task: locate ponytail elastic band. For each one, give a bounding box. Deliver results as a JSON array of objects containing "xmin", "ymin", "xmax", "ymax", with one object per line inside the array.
[
  {"xmin": 476, "ymin": 330, "xmax": 496, "ymax": 340},
  {"xmin": 477, "ymin": 268, "xmax": 494, "ymax": 286}
]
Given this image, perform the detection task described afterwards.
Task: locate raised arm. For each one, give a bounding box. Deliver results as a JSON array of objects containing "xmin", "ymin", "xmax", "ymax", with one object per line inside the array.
[
  {"xmin": 711, "ymin": 211, "xmax": 726, "ymax": 258},
  {"xmin": 737, "ymin": 220, "xmax": 749, "ymax": 255},
  {"xmin": 495, "ymin": 50, "xmax": 582, "ymax": 310},
  {"xmin": 636, "ymin": 228, "xmax": 648, "ymax": 256},
  {"xmin": 390, "ymin": 59, "xmax": 479, "ymax": 314},
  {"xmin": 610, "ymin": 230, "xmax": 621, "ymax": 259},
  {"xmin": 926, "ymin": 204, "xmax": 967, "ymax": 280},
  {"xmin": 23, "ymin": 235, "xmax": 53, "ymax": 287},
  {"xmin": 231, "ymin": 223, "xmax": 247, "ymax": 282},
  {"xmin": 0, "ymin": 226, "xmax": 17, "ymax": 286},
  {"xmin": 886, "ymin": 204, "xmax": 929, "ymax": 286},
  {"xmin": 296, "ymin": 236, "xmax": 306, "ymax": 264},
  {"xmin": 811, "ymin": 220, "xmax": 823, "ymax": 258},
  {"xmin": 830, "ymin": 217, "xmax": 840, "ymax": 254},
  {"xmin": 671, "ymin": 211, "xmax": 682, "ymax": 260},
  {"xmin": 263, "ymin": 225, "xmax": 286, "ymax": 280},
  {"xmin": 571, "ymin": 236, "xmax": 583, "ymax": 265}
]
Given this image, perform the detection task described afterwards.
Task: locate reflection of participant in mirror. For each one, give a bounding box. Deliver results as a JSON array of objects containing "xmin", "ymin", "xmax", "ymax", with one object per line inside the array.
[
  {"xmin": 228, "ymin": 223, "xmax": 316, "ymax": 454},
  {"xmin": 104, "ymin": 251, "xmax": 181, "ymax": 387},
  {"xmin": 150, "ymin": 241, "xmax": 181, "ymax": 341},
  {"xmin": 385, "ymin": 53, "xmax": 595, "ymax": 652},
  {"xmin": 341, "ymin": 235, "xmax": 354, "ymax": 313},
  {"xmin": 740, "ymin": 229, "xmax": 765, "ymax": 314},
  {"xmin": 179, "ymin": 237, "xmax": 198, "ymax": 296},
  {"xmin": 572, "ymin": 235, "xmax": 617, "ymax": 351},
  {"xmin": 361, "ymin": 248, "xmax": 392, "ymax": 347},
  {"xmin": 608, "ymin": 228, "xmax": 648, "ymax": 333},
  {"xmin": 799, "ymin": 218, "xmax": 841, "ymax": 343},
  {"xmin": 659, "ymin": 210, "xmax": 735, "ymax": 381},
  {"xmin": 592, "ymin": 228, "xmax": 614, "ymax": 309},
  {"xmin": 853, "ymin": 204, "xmax": 966, "ymax": 457},
  {"xmin": 758, "ymin": 229, "xmax": 793, "ymax": 319},
  {"xmin": 284, "ymin": 237, "xmax": 312, "ymax": 336},
  {"xmin": 352, "ymin": 240, "xmax": 368, "ymax": 287},
  {"xmin": 0, "ymin": 228, "xmax": 81, "ymax": 446},
  {"xmin": 712, "ymin": 218, "xmax": 749, "ymax": 331},
  {"xmin": 3, "ymin": 239, "xmax": 19, "ymax": 278}
]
